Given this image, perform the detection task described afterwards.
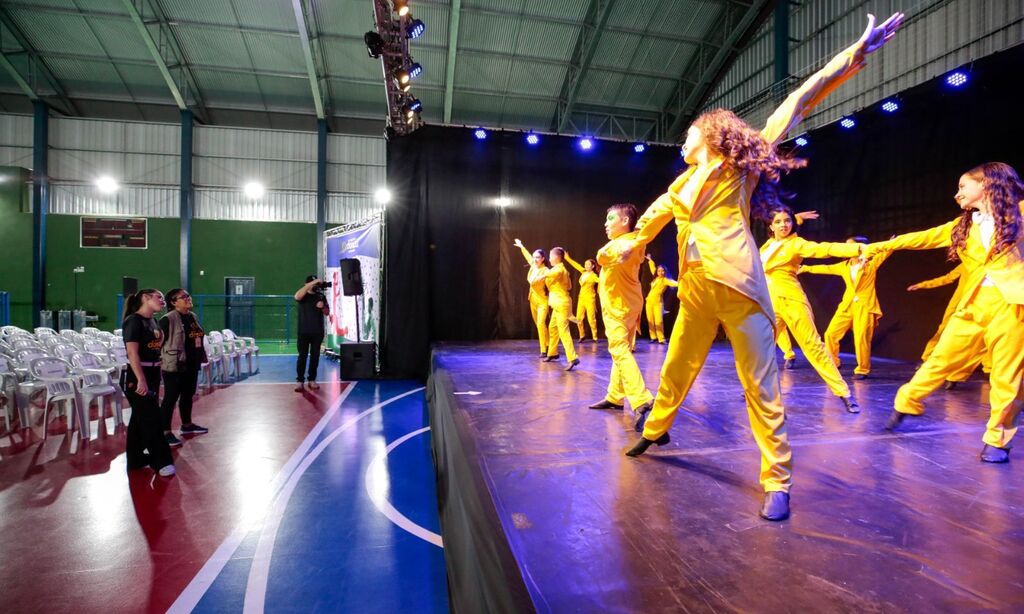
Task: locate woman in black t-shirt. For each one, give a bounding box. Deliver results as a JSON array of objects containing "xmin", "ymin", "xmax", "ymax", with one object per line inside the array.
[{"xmin": 122, "ymin": 288, "xmax": 175, "ymax": 477}]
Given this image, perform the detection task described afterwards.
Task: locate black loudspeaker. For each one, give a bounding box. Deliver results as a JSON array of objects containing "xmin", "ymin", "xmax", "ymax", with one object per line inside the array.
[
  {"xmin": 340, "ymin": 343, "xmax": 376, "ymax": 379},
  {"xmin": 340, "ymin": 258, "xmax": 363, "ymax": 296},
  {"xmin": 122, "ymin": 276, "xmax": 138, "ymax": 296}
]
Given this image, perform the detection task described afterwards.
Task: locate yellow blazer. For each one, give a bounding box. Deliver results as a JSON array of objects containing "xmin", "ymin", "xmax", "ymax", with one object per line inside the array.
[
  {"xmin": 874, "ymin": 203, "xmax": 1024, "ymax": 307},
  {"xmin": 761, "ymin": 235, "xmax": 861, "ymax": 306},
  {"xmin": 646, "ymin": 259, "xmax": 679, "ymax": 303},
  {"xmin": 802, "ymin": 251, "xmax": 891, "ymax": 317},
  {"xmin": 633, "ymin": 45, "xmax": 863, "ymax": 321},
  {"xmin": 545, "ymin": 262, "xmax": 573, "ymax": 307},
  {"xmin": 565, "ymin": 254, "xmax": 599, "ymax": 298},
  {"xmin": 518, "ymin": 245, "xmax": 549, "ymax": 303},
  {"xmin": 597, "ymin": 231, "xmax": 645, "ymax": 320}
]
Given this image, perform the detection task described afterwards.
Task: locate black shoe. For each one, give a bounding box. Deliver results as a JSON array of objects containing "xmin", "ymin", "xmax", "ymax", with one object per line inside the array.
[
  {"xmin": 565, "ymin": 358, "xmax": 580, "ymax": 371},
  {"xmin": 539, "ymin": 352, "xmax": 546, "ymax": 358},
  {"xmin": 884, "ymin": 410, "xmax": 906, "ymax": 431},
  {"xmin": 853, "ymin": 373, "xmax": 868, "ymax": 380},
  {"xmin": 625, "ymin": 432, "xmax": 670, "ymax": 457},
  {"xmin": 841, "ymin": 396, "xmax": 860, "ymax": 414},
  {"xmin": 588, "ymin": 399, "xmax": 624, "ymax": 410},
  {"xmin": 633, "ymin": 402, "xmax": 652, "ymax": 433},
  {"xmin": 943, "ymin": 380, "xmax": 958, "ymax": 390},
  {"xmin": 180, "ymin": 423, "xmax": 209, "ymax": 434},
  {"xmin": 759, "ymin": 491, "xmax": 790, "ymax": 521},
  {"xmin": 543, "ymin": 355, "xmax": 559, "ymax": 362},
  {"xmin": 784, "ymin": 358, "xmax": 795, "ymax": 370},
  {"xmin": 126, "ymin": 453, "xmax": 151, "ymax": 471},
  {"xmin": 980, "ymin": 444, "xmax": 1010, "ymax": 463},
  {"xmin": 165, "ymin": 433, "xmax": 183, "ymax": 448}
]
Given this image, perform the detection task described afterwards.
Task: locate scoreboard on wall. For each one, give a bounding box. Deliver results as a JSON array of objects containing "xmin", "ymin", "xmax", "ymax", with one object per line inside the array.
[{"xmin": 80, "ymin": 217, "xmax": 147, "ymax": 248}]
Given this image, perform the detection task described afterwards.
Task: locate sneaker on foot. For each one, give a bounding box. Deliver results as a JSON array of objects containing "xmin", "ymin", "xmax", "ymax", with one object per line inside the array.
[
  {"xmin": 158, "ymin": 464, "xmax": 176, "ymax": 477},
  {"xmin": 180, "ymin": 423, "xmax": 209, "ymax": 434},
  {"xmin": 306, "ymin": 381, "xmax": 321, "ymax": 391},
  {"xmin": 165, "ymin": 432, "xmax": 183, "ymax": 447},
  {"xmin": 294, "ymin": 382, "xmax": 305, "ymax": 392}
]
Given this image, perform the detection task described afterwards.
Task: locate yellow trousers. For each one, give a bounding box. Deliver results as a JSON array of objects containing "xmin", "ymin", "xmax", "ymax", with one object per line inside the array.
[
  {"xmin": 529, "ymin": 295, "xmax": 549, "ymax": 354},
  {"xmin": 546, "ymin": 299, "xmax": 578, "ymax": 361},
  {"xmin": 924, "ymin": 311, "xmax": 991, "ymax": 382},
  {"xmin": 776, "ymin": 325, "xmax": 795, "ymax": 360},
  {"xmin": 641, "ymin": 266, "xmax": 792, "ymax": 493},
  {"xmin": 823, "ymin": 307, "xmax": 877, "ymax": 375},
  {"xmin": 895, "ymin": 286, "xmax": 1024, "ymax": 448},
  {"xmin": 774, "ymin": 296, "xmax": 851, "ymax": 397},
  {"xmin": 576, "ymin": 294, "xmax": 599, "ymax": 340},
  {"xmin": 645, "ymin": 298, "xmax": 666, "ymax": 342},
  {"xmin": 603, "ymin": 313, "xmax": 653, "ymax": 408}
]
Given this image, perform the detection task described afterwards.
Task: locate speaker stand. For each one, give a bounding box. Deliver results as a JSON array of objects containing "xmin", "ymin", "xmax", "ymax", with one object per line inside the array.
[{"xmin": 353, "ymin": 294, "xmax": 362, "ymax": 342}]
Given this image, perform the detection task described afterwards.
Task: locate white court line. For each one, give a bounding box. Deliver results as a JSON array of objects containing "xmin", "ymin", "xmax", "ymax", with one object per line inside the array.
[
  {"xmin": 243, "ymin": 387, "xmax": 427, "ymax": 614},
  {"xmin": 167, "ymin": 382, "xmax": 357, "ymax": 614},
  {"xmin": 364, "ymin": 426, "xmax": 443, "ymax": 547}
]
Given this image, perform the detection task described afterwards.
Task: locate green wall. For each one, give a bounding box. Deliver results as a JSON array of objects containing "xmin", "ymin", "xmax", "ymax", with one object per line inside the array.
[{"xmin": 0, "ymin": 167, "xmax": 32, "ymax": 328}]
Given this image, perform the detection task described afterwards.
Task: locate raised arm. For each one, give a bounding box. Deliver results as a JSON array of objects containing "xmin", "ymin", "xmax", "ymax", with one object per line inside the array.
[
  {"xmin": 647, "ymin": 256, "xmax": 656, "ymax": 276},
  {"xmin": 513, "ymin": 238, "xmax": 533, "ymax": 265},
  {"xmin": 793, "ymin": 237, "xmax": 861, "ymax": 260},
  {"xmin": 908, "ymin": 264, "xmax": 964, "ymax": 291},
  {"xmin": 762, "ymin": 13, "xmax": 904, "ymax": 145},
  {"xmin": 564, "ymin": 253, "xmax": 585, "ymax": 273},
  {"xmin": 634, "ymin": 191, "xmax": 679, "ymax": 248}
]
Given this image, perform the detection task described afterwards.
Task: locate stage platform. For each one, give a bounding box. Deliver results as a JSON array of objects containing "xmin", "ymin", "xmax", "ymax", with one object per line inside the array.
[{"xmin": 428, "ymin": 340, "xmax": 1023, "ymax": 613}]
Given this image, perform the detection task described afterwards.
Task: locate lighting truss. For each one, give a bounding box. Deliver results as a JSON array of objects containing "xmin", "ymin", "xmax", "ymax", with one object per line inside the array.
[{"xmin": 369, "ymin": 0, "xmax": 422, "ymax": 137}]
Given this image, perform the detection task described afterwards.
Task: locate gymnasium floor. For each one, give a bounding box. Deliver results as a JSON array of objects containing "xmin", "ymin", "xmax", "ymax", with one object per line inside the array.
[{"xmin": 0, "ymin": 355, "xmax": 448, "ymax": 613}]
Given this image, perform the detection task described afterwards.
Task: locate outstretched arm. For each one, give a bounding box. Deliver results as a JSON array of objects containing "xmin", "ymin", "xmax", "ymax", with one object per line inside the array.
[
  {"xmin": 907, "ymin": 264, "xmax": 964, "ymax": 291},
  {"xmin": 762, "ymin": 13, "xmax": 904, "ymax": 145},
  {"xmin": 564, "ymin": 253, "xmax": 585, "ymax": 273},
  {"xmin": 800, "ymin": 262, "xmax": 845, "ymax": 276},
  {"xmin": 793, "ymin": 237, "xmax": 861, "ymax": 260},
  {"xmin": 513, "ymin": 238, "xmax": 533, "ymax": 265},
  {"xmin": 867, "ymin": 219, "xmax": 959, "ymax": 256}
]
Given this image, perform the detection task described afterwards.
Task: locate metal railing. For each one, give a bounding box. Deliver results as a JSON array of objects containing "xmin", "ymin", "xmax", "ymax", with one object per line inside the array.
[{"xmin": 0, "ymin": 291, "xmax": 9, "ymax": 326}]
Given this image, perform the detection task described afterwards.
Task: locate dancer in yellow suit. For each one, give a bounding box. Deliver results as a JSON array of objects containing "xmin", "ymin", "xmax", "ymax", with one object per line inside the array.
[
  {"xmin": 543, "ymin": 247, "xmax": 580, "ymax": 371},
  {"xmin": 869, "ymin": 162, "xmax": 1024, "ymax": 463},
  {"xmin": 565, "ymin": 254, "xmax": 600, "ymax": 341},
  {"xmin": 514, "ymin": 239, "xmax": 550, "ymax": 356},
  {"xmin": 800, "ymin": 236, "xmax": 892, "ymax": 379},
  {"xmin": 621, "ymin": 12, "xmax": 904, "ymax": 521},
  {"xmin": 775, "ymin": 211, "xmax": 816, "ymax": 369},
  {"xmin": 907, "ymin": 265, "xmax": 989, "ymax": 387},
  {"xmin": 588, "ymin": 204, "xmax": 654, "ymax": 419},
  {"xmin": 644, "ymin": 256, "xmax": 679, "ymax": 343},
  {"xmin": 761, "ymin": 207, "xmax": 863, "ymax": 410}
]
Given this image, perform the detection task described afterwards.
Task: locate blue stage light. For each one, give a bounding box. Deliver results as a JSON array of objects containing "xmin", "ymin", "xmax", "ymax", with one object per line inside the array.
[
  {"xmin": 408, "ymin": 99, "xmax": 422, "ymax": 112},
  {"xmin": 633, "ymin": 143, "xmax": 646, "ymax": 153},
  {"xmin": 945, "ymin": 71, "xmax": 968, "ymax": 87},
  {"xmin": 578, "ymin": 137, "xmax": 594, "ymax": 151},
  {"xmin": 409, "ymin": 62, "xmax": 423, "ymax": 79},
  {"xmin": 881, "ymin": 100, "xmax": 899, "ymax": 113},
  {"xmin": 408, "ymin": 19, "xmax": 425, "ymax": 39},
  {"xmin": 840, "ymin": 117, "xmax": 856, "ymax": 129},
  {"xmin": 525, "ymin": 133, "xmax": 540, "ymax": 145},
  {"xmin": 794, "ymin": 136, "xmax": 809, "ymax": 147},
  {"xmin": 473, "ymin": 128, "xmax": 487, "ymax": 140}
]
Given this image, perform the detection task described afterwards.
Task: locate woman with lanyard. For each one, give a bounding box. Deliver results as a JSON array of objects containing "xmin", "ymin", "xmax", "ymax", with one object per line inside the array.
[
  {"xmin": 122, "ymin": 288, "xmax": 175, "ymax": 477},
  {"xmin": 514, "ymin": 239, "xmax": 551, "ymax": 357},
  {"xmin": 565, "ymin": 254, "xmax": 600, "ymax": 342},
  {"xmin": 160, "ymin": 288, "xmax": 209, "ymax": 448}
]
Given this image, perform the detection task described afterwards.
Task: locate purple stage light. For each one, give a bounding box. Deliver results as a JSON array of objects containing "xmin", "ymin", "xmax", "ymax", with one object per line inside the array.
[
  {"xmin": 881, "ymin": 100, "xmax": 899, "ymax": 113},
  {"xmin": 525, "ymin": 133, "xmax": 540, "ymax": 145},
  {"xmin": 578, "ymin": 137, "xmax": 594, "ymax": 151},
  {"xmin": 794, "ymin": 136, "xmax": 809, "ymax": 147},
  {"xmin": 633, "ymin": 143, "xmax": 646, "ymax": 153},
  {"xmin": 839, "ymin": 117, "xmax": 856, "ymax": 129},
  {"xmin": 945, "ymin": 71, "xmax": 968, "ymax": 87},
  {"xmin": 473, "ymin": 128, "xmax": 487, "ymax": 140}
]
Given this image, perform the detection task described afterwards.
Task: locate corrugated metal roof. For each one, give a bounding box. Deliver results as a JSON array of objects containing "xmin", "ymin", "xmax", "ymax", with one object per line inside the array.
[
  {"xmin": 233, "ymin": 0, "xmax": 299, "ymax": 32},
  {"xmin": 174, "ymin": 27, "xmax": 253, "ymax": 68},
  {"xmin": 8, "ymin": 8, "xmax": 107, "ymax": 56},
  {"xmin": 82, "ymin": 17, "xmax": 154, "ymax": 62},
  {"xmin": 242, "ymin": 31, "xmax": 307, "ymax": 74},
  {"xmin": 256, "ymin": 74, "xmax": 316, "ymax": 112},
  {"xmin": 45, "ymin": 57, "xmax": 130, "ymax": 99},
  {"xmin": 161, "ymin": 0, "xmax": 239, "ymax": 28}
]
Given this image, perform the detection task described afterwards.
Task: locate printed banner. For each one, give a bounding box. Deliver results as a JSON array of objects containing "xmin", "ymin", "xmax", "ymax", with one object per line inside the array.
[{"xmin": 324, "ymin": 216, "xmax": 381, "ymax": 351}]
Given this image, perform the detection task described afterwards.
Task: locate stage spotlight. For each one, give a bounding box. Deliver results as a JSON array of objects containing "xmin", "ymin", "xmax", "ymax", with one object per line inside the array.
[
  {"xmin": 945, "ymin": 71, "xmax": 968, "ymax": 87},
  {"xmin": 364, "ymin": 31, "xmax": 384, "ymax": 58},
  {"xmin": 473, "ymin": 128, "xmax": 487, "ymax": 140},
  {"xmin": 243, "ymin": 181, "xmax": 265, "ymax": 199},
  {"xmin": 495, "ymin": 197, "xmax": 512, "ymax": 207},
  {"xmin": 374, "ymin": 187, "xmax": 392, "ymax": 205},
  {"xmin": 409, "ymin": 62, "xmax": 423, "ymax": 79},
  {"xmin": 794, "ymin": 135, "xmax": 809, "ymax": 147},
  {"xmin": 96, "ymin": 175, "xmax": 119, "ymax": 194},
  {"xmin": 881, "ymin": 100, "xmax": 899, "ymax": 113},
  {"xmin": 395, "ymin": 0, "xmax": 410, "ymax": 17},
  {"xmin": 578, "ymin": 137, "xmax": 594, "ymax": 151},
  {"xmin": 633, "ymin": 143, "xmax": 646, "ymax": 153},
  {"xmin": 394, "ymin": 68, "xmax": 410, "ymax": 86},
  {"xmin": 839, "ymin": 117, "xmax": 856, "ymax": 129},
  {"xmin": 407, "ymin": 19, "xmax": 425, "ymax": 39},
  {"xmin": 525, "ymin": 133, "xmax": 540, "ymax": 145},
  {"xmin": 403, "ymin": 98, "xmax": 422, "ymax": 120}
]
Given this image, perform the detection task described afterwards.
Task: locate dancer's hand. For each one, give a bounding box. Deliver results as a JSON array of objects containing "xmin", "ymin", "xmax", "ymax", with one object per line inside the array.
[
  {"xmin": 645, "ymin": 254, "xmax": 652, "ymax": 261},
  {"xmin": 853, "ymin": 13, "xmax": 904, "ymax": 61},
  {"xmin": 513, "ymin": 238, "xmax": 523, "ymax": 248},
  {"xmin": 907, "ymin": 283, "xmax": 923, "ymax": 292},
  {"xmin": 795, "ymin": 210, "xmax": 819, "ymax": 224}
]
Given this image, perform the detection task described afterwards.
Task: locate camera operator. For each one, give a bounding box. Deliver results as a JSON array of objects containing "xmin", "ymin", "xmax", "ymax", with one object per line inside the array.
[{"xmin": 294, "ymin": 274, "xmax": 330, "ymax": 391}]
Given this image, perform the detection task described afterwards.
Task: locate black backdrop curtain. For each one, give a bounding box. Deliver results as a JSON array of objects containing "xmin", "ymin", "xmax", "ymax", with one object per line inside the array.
[{"xmin": 383, "ymin": 127, "xmax": 682, "ymax": 376}]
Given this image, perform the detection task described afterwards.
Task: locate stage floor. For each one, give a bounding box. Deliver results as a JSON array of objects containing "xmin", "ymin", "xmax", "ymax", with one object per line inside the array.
[{"xmin": 431, "ymin": 340, "xmax": 1023, "ymax": 613}]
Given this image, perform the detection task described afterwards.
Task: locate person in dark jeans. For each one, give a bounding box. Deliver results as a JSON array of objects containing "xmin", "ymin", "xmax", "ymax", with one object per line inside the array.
[
  {"xmin": 294, "ymin": 275, "xmax": 329, "ymax": 391},
  {"xmin": 160, "ymin": 288, "xmax": 208, "ymax": 447}
]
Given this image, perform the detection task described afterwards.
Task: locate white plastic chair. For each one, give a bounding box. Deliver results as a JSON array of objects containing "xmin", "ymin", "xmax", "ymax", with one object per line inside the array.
[
  {"xmin": 222, "ymin": 329, "xmax": 255, "ymax": 375},
  {"xmin": 0, "ymin": 356, "xmax": 17, "ymax": 431},
  {"xmin": 208, "ymin": 331, "xmax": 239, "ymax": 381},
  {"xmin": 22, "ymin": 357, "xmax": 85, "ymax": 439},
  {"xmin": 34, "ymin": 327, "xmax": 58, "ymax": 337},
  {"xmin": 70, "ymin": 352, "xmax": 123, "ymax": 430},
  {"xmin": 200, "ymin": 337, "xmax": 224, "ymax": 387},
  {"xmin": 51, "ymin": 344, "xmax": 79, "ymax": 361},
  {"xmin": 106, "ymin": 345, "xmax": 129, "ymax": 384}
]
